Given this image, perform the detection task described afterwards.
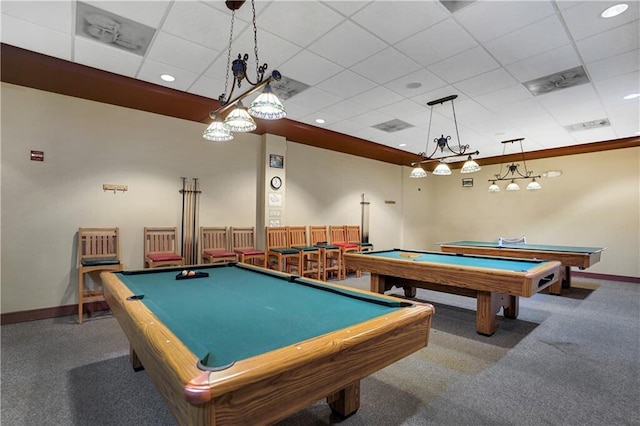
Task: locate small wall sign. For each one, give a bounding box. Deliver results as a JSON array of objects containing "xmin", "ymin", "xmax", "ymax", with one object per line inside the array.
[
  {"xmin": 30, "ymin": 150, "xmax": 44, "ymax": 161},
  {"xmin": 462, "ymin": 178, "xmax": 473, "ymax": 187}
]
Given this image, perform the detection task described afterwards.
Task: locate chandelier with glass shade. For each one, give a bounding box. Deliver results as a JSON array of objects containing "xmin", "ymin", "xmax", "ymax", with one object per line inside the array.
[{"xmin": 202, "ymin": 0, "xmax": 285, "ymax": 142}]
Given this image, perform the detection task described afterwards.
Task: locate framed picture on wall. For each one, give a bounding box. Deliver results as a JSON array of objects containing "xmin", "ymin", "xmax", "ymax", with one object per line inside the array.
[
  {"xmin": 462, "ymin": 178, "xmax": 473, "ymax": 187},
  {"xmin": 269, "ymin": 154, "xmax": 284, "ymax": 169}
]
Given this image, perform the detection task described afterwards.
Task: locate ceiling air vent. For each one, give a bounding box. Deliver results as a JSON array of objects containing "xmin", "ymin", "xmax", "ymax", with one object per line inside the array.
[
  {"xmin": 271, "ymin": 76, "xmax": 310, "ymax": 101},
  {"xmin": 523, "ymin": 66, "xmax": 589, "ymax": 96},
  {"xmin": 565, "ymin": 118, "xmax": 610, "ymax": 132},
  {"xmin": 372, "ymin": 119, "xmax": 415, "ymax": 133},
  {"xmin": 76, "ymin": 2, "xmax": 155, "ymax": 56}
]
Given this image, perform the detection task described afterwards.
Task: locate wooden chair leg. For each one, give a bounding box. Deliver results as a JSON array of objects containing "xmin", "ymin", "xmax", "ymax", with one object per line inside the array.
[{"xmin": 78, "ymin": 270, "xmax": 84, "ymax": 324}]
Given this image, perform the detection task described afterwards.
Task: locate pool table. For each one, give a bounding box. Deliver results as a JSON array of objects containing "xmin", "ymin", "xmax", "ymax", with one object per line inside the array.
[
  {"xmin": 440, "ymin": 241, "xmax": 605, "ymax": 294},
  {"xmin": 101, "ymin": 263, "xmax": 434, "ymax": 425},
  {"xmin": 344, "ymin": 249, "xmax": 560, "ymax": 336}
]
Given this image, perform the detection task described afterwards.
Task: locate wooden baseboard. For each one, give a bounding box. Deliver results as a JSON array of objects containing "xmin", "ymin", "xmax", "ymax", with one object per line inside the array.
[
  {"xmin": 0, "ymin": 301, "xmax": 110, "ymax": 325},
  {"xmin": 573, "ymin": 271, "xmax": 639, "ymax": 284}
]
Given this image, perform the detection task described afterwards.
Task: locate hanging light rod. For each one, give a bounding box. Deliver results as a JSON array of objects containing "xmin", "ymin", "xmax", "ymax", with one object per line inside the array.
[
  {"xmin": 488, "ymin": 138, "xmax": 542, "ymax": 192},
  {"xmin": 409, "ymin": 94, "xmax": 481, "ymax": 178},
  {"xmin": 203, "ymin": 0, "xmax": 285, "ymax": 142}
]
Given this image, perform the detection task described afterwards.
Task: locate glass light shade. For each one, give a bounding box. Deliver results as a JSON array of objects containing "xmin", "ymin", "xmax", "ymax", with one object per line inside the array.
[
  {"xmin": 506, "ymin": 180, "xmax": 520, "ymax": 191},
  {"xmin": 432, "ymin": 162, "xmax": 452, "ymax": 175},
  {"xmin": 461, "ymin": 157, "xmax": 481, "ymax": 173},
  {"xmin": 224, "ymin": 101, "xmax": 257, "ymax": 132},
  {"xmin": 488, "ymin": 182, "xmax": 500, "ymax": 193},
  {"xmin": 248, "ymin": 84, "xmax": 286, "ymax": 120},
  {"xmin": 526, "ymin": 178, "xmax": 542, "ymax": 190},
  {"xmin": 203, "ymin": 116, "xmax": 233, "ymax": 141},
  {"xmin": 410, "ymin": 164, "xmax": 427, "ymax": 178}
]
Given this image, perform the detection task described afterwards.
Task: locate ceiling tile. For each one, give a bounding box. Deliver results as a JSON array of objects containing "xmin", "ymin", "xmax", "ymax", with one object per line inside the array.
[
  {"xmin": 320, "ymin": 100, "xmax": 367, "ymax": 120},
  {"xmin": 74, "ymin": 36, "xmax": 142, "ymax": 78},
  {"xmin": 257, "ymin": 1, "xmax": 344, "ymax": 48},
  {"xmin": 147, "ymin": 31, "xmax": 218, "ymax": 74},
  {"xmin": 350, "ymin": 86, "xmax": 404, "ymax": 110},
  {"xmin": 383, "ymin": 68, "xmax": 447, "ymax": 98},
  {"xmin": 453, "ymin": 68, "xmax": 519, "ymax": 97},
  {"xmin": 587, "ymin": 49, "xmax": 640, "ymax": 81},
  {"xmin": 137, "ymin": 59, "xmax": 199, "ymax": 91},
  {"xmin": 396, "ymin": 19, "xmax": 477, "ymax": 68},
  {"xmin": 575, "ymin": 21, "xmax": 640, "ymax": 63},
  {"xmin": 282, "ymin": 87, "xmax": 341, "ymax": 111},
  {"xmin": 428, "ymin": 47, "xmax": 500, "ymax": 84},
  {"xmin": 315, "ymin": 69, "xmax": 377, "ymax": 98},
  {"xmin": 505, "ymin": 45, "xmax": 581, "ymax": 83},
  {"xmin": 561, "ymin": 0, "xmax": 640, "ymax": 41},
  {"xmin": 1, "ymin": 0, "xmax": 73, "ymax": 33},
  {"xmin": 484, "ymin": 15, "xmax": 571, "ymax": 65},
  {"xmin": 1, "ymin": 15, "xmax": 72, "ymax": 60},
  {"xmin": 475, "ymin": 85, "xmax": 533, "ymax": 109},
  {"xmin": 278, "ymin": 50, "xmax": 343, "ymax": 87},
  {"xmin": 456, "ymin": 0, "xmax": 556, "ymax": 42},
  {"xmin": 350, "ymin": 47, "xmax": 421, "ymax": 85},
  {"xmin": 352, "ymin": 1, "xmax": 448, "ymax": 45},
  {"xmin": 321, "ymin": 1, "xmax": 371, "ymax": 17},
  {"xmin": 161, "ymin": 1, "xmax": 233, "ymax": 49},
  {"xmin": 308, "ymin": 20, "xmax": 388, "ymax": 68}
]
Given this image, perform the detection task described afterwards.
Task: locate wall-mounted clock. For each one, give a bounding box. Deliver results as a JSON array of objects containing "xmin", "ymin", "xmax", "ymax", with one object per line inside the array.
[{"xmin": 270, "ymin": 176, "xmax": 282, "ymax": 190}]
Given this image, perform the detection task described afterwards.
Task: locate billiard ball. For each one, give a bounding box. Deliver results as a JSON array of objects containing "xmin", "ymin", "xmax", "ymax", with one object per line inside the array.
[
  {"xmin": 181, "ymin": 270, "xmax": 188, "ymax": 276},
  {"xmin": 188, "ymin": 270, "xmax": 196, "ymax": 276}
]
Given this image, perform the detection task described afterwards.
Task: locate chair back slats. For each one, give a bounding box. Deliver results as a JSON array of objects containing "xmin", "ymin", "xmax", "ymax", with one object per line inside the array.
[
  {"xmin": 78, "ymin": 227, "xmax": 120, "ymax": 263},
  {"xmin": 266, "ymin": 227, "xmax": 289, "ymax": 250},
  {"xmin": 231, "ymin": 227, "xmax": 256, "ymax": 251},
  {"xmin": 200, "ymin": 227, "xmax": 229, "ymax": 251},
  {"xmin": 329, "ymin": 225, "xmax": 347, "ymax": 244},
  {"xmin": 346, "ymin": 225, "xmax": 361, "ymax": 244},
  {"xmin": 309, "ymin": 226, "xmax": 328, "ymax": 245},
  {"xmin": 288, "ymin": 226, "xmax": 308, "ymax": 247},
  {"xmin": 144, "ymin": 227, "xmax": 178, "ymax": 255}
]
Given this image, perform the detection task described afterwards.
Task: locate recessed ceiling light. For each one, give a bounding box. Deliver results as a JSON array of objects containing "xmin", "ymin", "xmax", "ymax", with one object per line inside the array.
[
  {"xmin": 315, "ymin": 118, "xmax": 325, "ymax": 124},
  {"xmin": 601, "ymin": 3, "xmax": 628, "ymax": 18},
  {"xmin": 160, "ymin": 74, "xmax": 175, "ymax": 82},
  {"xmin": 398, "ymin": 143, "xmax": 407, "ymax": 147},
  {"xmin": 623, "ymin": 93, "xmax": 640, "ymax": 100}
]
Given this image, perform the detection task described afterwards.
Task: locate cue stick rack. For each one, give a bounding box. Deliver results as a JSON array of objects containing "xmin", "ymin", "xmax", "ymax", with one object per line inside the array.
[{"xmin": 179, "ymin": 178, "xmax": 201, "ymax": 265}]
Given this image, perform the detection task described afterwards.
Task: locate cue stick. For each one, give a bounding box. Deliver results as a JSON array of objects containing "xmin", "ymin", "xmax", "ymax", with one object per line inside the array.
[
  {"xmin": 184, "ymin": 179, "xmax": 191, "ymax": 263},
  {"xmin": 180, "ymin": 177, "xmax": 186, "ymax": 256},
  {"xmin": 186, "ymin": 179, "xmax": 193, "ymax": 264},
  {"xmin": 192, "ymin": 178, "xmax": 198, "ymax": 264}
]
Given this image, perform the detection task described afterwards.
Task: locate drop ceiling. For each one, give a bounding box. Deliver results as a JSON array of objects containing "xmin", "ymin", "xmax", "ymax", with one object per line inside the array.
[{"xmin": 1, "ymin": 0, "xmax": 639, "ymax": 161}]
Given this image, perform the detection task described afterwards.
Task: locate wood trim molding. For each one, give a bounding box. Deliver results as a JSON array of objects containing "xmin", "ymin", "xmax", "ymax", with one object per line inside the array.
[{"xmin": 2, "ymin": 43, "xmax": 638, "ymax": 167}]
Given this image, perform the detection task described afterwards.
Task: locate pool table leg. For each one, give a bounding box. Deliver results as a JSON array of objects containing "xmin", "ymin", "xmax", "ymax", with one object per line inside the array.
[
  {"xmin": 548, "ymin": 266, "xmax": 569, "ymax": 295},
  {"xmin": 476, "ymin": 292, "xmax": 518, "ymax": 336},
  {"xmin": 327, "ymin": 381, "xmax": 360, "ymax": 418},
  {"xmin": 130, "ymin": 346, "xmax": 144, "ymax": 372}
]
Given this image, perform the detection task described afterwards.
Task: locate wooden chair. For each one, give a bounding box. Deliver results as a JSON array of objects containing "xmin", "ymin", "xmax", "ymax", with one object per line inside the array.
[
  {"xmin": 329, "ymin": 225, "xmax": 360, "ymax": 278},
  {"xmin": 346, "ymin": 225, "xmax": 374, "ymax": 252},
  {"xmin": 77, "ymin": 227, "xmax": 123, "ymax": 324},
  {"xmin": 200, "ymin": 227, "xmax": 237, "ymax": 264},
  {"xmin": 287, "ymin": 226, "xmax": 320, "ymax": 279},
  {"xmin": 230, "ymin": 226, "xmax": 266, "ymax": 268},
  {"xmin": 309, "ymin": 225, "xmax": 342, "ymax": 281},
  {"xmin": 265, "ymin": 227, "xmax": 299, "ymax": 272},
  {"xmin": 144, "ymin": 227, "xmax": 184, "ymax": 268}
]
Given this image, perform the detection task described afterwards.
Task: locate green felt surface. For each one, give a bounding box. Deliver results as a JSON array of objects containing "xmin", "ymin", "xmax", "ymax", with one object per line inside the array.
[
  {"xmin": 116, "ymin": 265, "xmax": 402, "ymax": 369},
  {"xmin": 370, "ymin": 249, "xmax": 550, "ymax": 272},
  {"xmin": 443, "ymin": 240, "xmax": 604, "ymax": 253}
]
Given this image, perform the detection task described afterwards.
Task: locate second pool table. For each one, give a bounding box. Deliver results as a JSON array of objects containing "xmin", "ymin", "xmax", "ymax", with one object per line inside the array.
[
  {"xmin": 440, "ymin": 240, "xmax": 605, "ymax": 293},
  {"xmin": 102, "ymin": 263, "xmax": 434, "ymax": 425},
  {"xmin": 344, "ymin": 249, "xmax": 560, "ymax": 336}
]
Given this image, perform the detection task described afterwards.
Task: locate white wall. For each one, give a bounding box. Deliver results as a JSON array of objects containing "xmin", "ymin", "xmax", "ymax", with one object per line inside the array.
[
  {"xmin": 400, "ymin": 147, "xmax": 640, "ymax": 277},
  {"xmin": 1, "ymin": 83, "xmax": 638, "ymax": 314}
]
